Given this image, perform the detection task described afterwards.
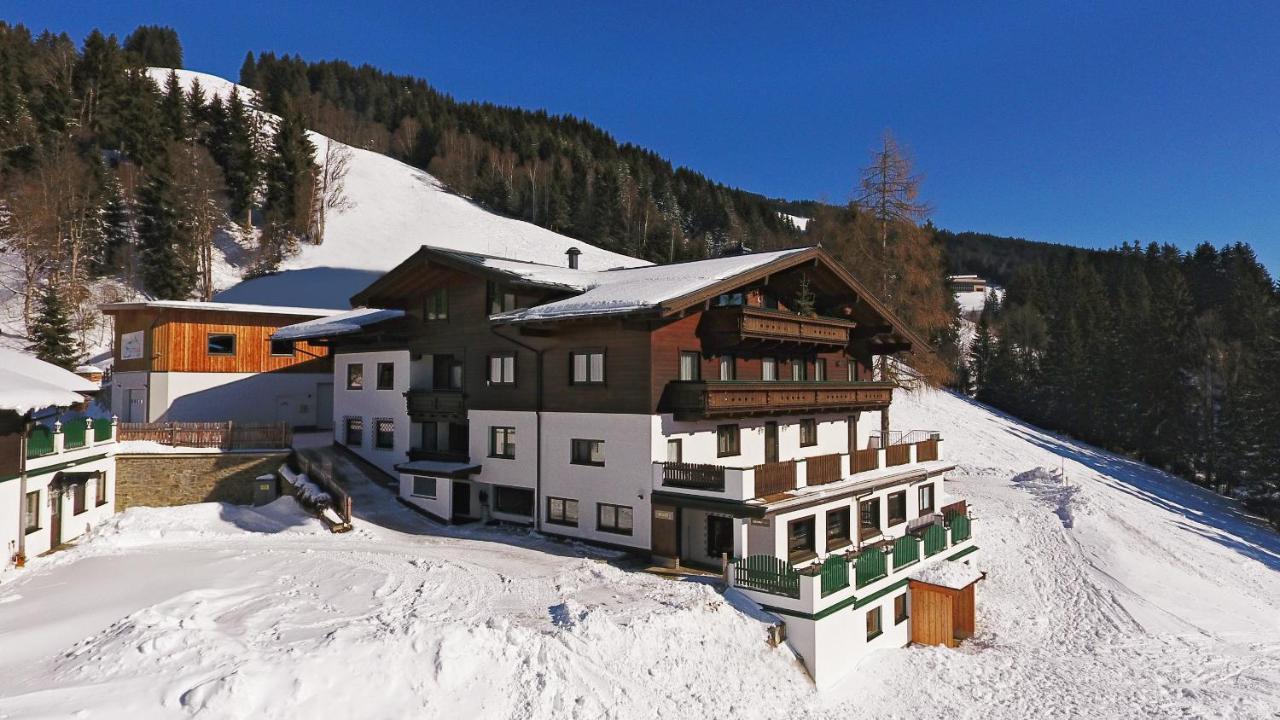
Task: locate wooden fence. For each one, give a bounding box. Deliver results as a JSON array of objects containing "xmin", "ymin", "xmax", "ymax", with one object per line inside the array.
[
  {"xmin": 293, "ymin": 452, "xmax": 353, "ymax": 527},
  {"xmin": 734, "ymin": 555, "xmax": 800, "ymax": 598},
  {"xmin": 118, "ymin": 422, "xmax": 293, "ymax": 450}
]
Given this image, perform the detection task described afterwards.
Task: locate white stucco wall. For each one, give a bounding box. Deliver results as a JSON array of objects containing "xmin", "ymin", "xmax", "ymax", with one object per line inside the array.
[
  {"xmin": 398, "ymin": 472, "xmax": 452, "ymax": 522},
  {"xmin": 468, "ymin": 410, "xmax": 538, "ymax": 491},
  {"xmin": 786, "ymin": 585, "xmax": 912, "ymax": 687},
  {"xmin": 333, "ymin": 350, "xmax": 411, "ymax": 478},
  {"xmin": 139, "ymin": 371, "xmax": 330, "ymax": 427},
  {"xmin": 109, "ymin": 371, "xmax": 149, "ymax": 422},
  {"xmin": 537, "ymin": 412, "xmax": 653, "ymax": 550},
  {"xmin": 655, "ymin": 412, "xmax": 856, "ymax": 467},
  {"xmin": 8, "ymin": 452, "xmax": 115, "ymax": 561}
]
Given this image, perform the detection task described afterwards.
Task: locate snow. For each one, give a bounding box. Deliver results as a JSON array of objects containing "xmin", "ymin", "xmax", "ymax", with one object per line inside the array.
[
  {"xmin": 955, "ymin": 286, "xmax": 1004, "ymax": 315},
  {"xmin": 278, "ymin": 465, "xmax": 331, "ymax": 508},
  {"xmin": 0, "ymin": 347, "xmax": 98, "ymax": 413},
  {"xmin": 396, "ymin": 459, "xmax": 482, "ymax": 475},
  {"xmin": 909, "ymin": 559, "xmax": 984, "ymax": 590},
  {"xmin": 780, "ymin": 213, "xmax": 810, "ymax": 231},
  {"xmin": 101, "ymin": 300, "xmax": 347, "ymax": 316},
  {"xmin": 270, "ymin": 308, "xmax": 405, "ymax": 341},
  {"xmin": 3, "ymin": 384, "xmax": 1278, "ymax": 717},
  {"xmin": 141, "ymin": 68, "xmax": 649, "ymax": 311},
  {"xmin": 492, "ymin": 247, "xmax": 812, "ymax": 323}
]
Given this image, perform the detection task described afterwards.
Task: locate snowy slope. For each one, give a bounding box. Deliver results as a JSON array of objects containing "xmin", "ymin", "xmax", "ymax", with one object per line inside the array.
[
  {"xmin": 146, "ymin": 68, "xmax": 648, "ymax": 309},
  {"xmin": 2, "ymin": 389, "xmax": 1278, "ymax": 718}
]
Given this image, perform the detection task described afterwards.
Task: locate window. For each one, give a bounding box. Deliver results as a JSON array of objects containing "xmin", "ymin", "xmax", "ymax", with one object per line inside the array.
[
  {"xmin": 346, "ymin": 363, "xmax": 364, "ymax": 390},
  {"xmin": 207, "ymin": 333, "xmax": 236, "ymax": 356},
  {"xmin": 570, "ymin": 350, "xmax": 605, "ymax": 384},
  {"xmin": 597, "ymin": 503, "xmax": 633, "ymax": 535},
  {"xmin": 887, "ymin": 491, "xmax": 907, "ymax": 526},
  {"xmin": 488, "ymin": 354, "xmax": 516, "ymax": 385},
  {"xmin": 791, "ymin": 360, "xmax": 807, "ymax": 381},
  {"xmin": 374, "ymin": 418, "xmax": 395, "ymax": 449},
  {"xmin": 866, "ymin": 607, "xmax": 883, "ymax": 640},
  {"xmin": 489, "ymin": 426, "xmax": 515, "ymax": 458},
  {"xmin": 494, "ymin": 486, "xmax": 534, "ymax": 516},
  {"xmin": 714, "ymin": 292, "xmax": 745, "ymax": 306},
  {"xmin": 424, "ymin": 287, "xmax": 448, "ymax": 320},
  {"xmin": 666, "ymin": 439, "xmax": 683, "ymax": 463},
  {"xmin": 814, "ymin": 359, "xmax": 827, "ymax": 382},
  {"xmin": 762, "ymin": 357, "xmax": 777, "ymax": 381},
  {"xmin": 23, "ymin": 491, "xmax": 39, "ymax": 533},
  {"xmin": 377, "ymin": 362, "xmax": 395, "ymax": 390},
  {"xmin": 547, "ymin": 497, "xmax": 579, "ymax": 526},
  {"xmin": 95, "ymin": 473, "xmax": 108, "ymax": 506},
  {"xmin": 418, "ymin": 421, "xmax": 439, "ymax": 452},
  {"xmin": 716, "ymin": 424, "xmax": 740, "ymax": 457},
  {"xmin": 848, "ymin": 361, "xmax": 857, "ymax": 381},
  {"xmin": 918, "ymin": 483, "xmax": 935, "ymax": 514},
  {"xmin": 679, "ymin": 351, "xmax": 701, "ymax": 381},
  {"xmin": 411, "ymin": 476, "xmax": 437, "ymax": 498},
  {"xmin": 344, "ymin": 417, "xmax": 363, "ymax": 447},
  {"xmin": 859, "ymin": 497, "xmax": 881, "ymax": 538},
  {"xmin": 799, "ymin": 418, "xmax": 817, "ymax": 447},
  {"xmin": 571, "ymin": 439, "xmax": 605, "ymax": 466},
  {"xmin": 487, "ymin": 281, "xmax": 518, "ymax": 314},
  {"xmin": 434, "ymin": 355, "xmax": 463, "ymax": 390},
  {"xmin": 72, "ymin": 480, "xmax": 86, "ymax": 515},
  {"xmin": 787, "ymin": 516, "xmax": 816, "ymax": 562},
  {"xmin": 894, "ymin": 593, "xmax": 909, "ymax": 624},
  {"xmin": 719, "ymin": 355, "xmax": 736, "ymax": 381},
  {"xmin": 826, "ymin": 507, "xmax": 851, "ymax": 550},
  {"xmin": 270, "ymin": 339, "xmax": 295, "ymax": 356}
]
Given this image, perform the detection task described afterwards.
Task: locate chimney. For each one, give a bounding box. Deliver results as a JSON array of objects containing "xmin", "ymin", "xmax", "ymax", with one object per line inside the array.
[{"xmin": 566, "ymin": 246, "xmax": 581, "ymax": 269}]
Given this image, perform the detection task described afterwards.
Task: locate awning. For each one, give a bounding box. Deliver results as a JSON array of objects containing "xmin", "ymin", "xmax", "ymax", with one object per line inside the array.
[
  {"xmin": 650, "ymin": 491, "xmax": 767, "ymax": 519},
  {"xmin": 395, "ymin": 460, "xmax": 481, "ymax": 478}
]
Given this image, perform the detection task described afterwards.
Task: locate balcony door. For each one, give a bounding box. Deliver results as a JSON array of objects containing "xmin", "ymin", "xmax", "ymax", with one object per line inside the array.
[
  {"xmin": 706, "ymin": 515, "xmax": 734, "ymax": 560},
  {"xmin": 764, "ymin": 422, "xmax": 779, "ymax": 464}
]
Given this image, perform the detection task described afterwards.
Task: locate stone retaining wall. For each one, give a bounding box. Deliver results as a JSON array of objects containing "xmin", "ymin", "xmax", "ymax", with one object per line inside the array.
[{"xmin": 114, "ymin": 451, "xmax": 289, "ymax": 510}]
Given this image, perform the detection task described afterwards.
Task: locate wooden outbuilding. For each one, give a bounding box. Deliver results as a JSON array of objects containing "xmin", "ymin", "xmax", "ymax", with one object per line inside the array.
[{"xmin": 908, "ymin": 563, "xmax": 983, "ymax": 647}]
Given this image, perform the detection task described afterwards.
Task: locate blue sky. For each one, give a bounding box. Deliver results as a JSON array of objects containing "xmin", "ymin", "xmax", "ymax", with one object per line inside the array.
[{"xmin": 9, "ymin": 1, "xmax": 1280, "ymax": 273}]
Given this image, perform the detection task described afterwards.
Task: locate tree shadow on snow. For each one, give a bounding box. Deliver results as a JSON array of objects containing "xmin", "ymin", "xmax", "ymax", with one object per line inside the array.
[{"xmin": 1007, "ymin": 426, "xmax": 1280, "ymax": 573}]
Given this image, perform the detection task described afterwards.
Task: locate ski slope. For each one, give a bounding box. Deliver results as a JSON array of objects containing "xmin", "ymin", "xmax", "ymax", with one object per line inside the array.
[
  {"xmin": 1, "ymin": 388, "xmax": 1276, "ymax": 718},
  {"xmin": 147, "ymin": 68, "xmax": 648, "ymax": 310}
]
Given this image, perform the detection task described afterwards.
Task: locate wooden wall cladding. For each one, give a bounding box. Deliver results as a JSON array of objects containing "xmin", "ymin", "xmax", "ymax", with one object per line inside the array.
[{"xmin": 114, "ymin": 309, "xmax": 331, "ymax": 374}]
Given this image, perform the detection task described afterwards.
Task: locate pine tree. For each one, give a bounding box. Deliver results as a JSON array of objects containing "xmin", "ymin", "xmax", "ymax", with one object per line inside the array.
[
  {"xmin": 970, "ymin": 315, "xmax": 995, "ymax": 396},
  {"xmin": 160, "ymin": 69, "xmax": 186, "ymax": 140},
  {"xmin": 123, "ymin": 25, "xmax": 182, "ymax": 68},
  {"xmin": 794, "ymin": 273, "xmax": 817, "ymax": 316},
  {"xmin": 135, "ymin": 157, "xmax": 196, "ymax": 298},
  {"xmin": 28, "ymin": 283, "xmax": 80, "ymax": 370},
  {"xmin": 94, "ymin": 170, "xmax": 132, "ymax": 276}
]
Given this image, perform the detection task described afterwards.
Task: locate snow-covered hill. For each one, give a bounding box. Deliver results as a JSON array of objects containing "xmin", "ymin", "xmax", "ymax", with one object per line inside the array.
[
  {"xmin": 147, "ymin": 68, "xmax": 648, "ymax": 309},
  {"xmin": 2, "ymin": 388, "xmax": 1277, "ymax": 718}
]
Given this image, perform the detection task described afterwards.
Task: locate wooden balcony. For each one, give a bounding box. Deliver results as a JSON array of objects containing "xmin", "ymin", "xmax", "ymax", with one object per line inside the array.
[
  {"xmin": 405, "ymin": 389, "xmax": 466, "ymax": 420},
  {"xmin": 700, "ymin": 305, "xmax": 857, "ymax": 350},
  {"xmin": 661, "ymin": 462, "xmax": 726, "ymax": 491},
  {"xmin": 805, "ymin": 453, "xmax": 842, "ymax": 486},
  {"xmin": 754, "ymin": 460, "xmax": 798, "ymax": 496},
  {"xmin": 661, "ymin": 380, "xmax": 893, "ymax": 420}
]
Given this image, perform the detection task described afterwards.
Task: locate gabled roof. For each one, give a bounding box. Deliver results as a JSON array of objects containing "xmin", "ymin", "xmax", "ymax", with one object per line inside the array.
[
  {"xmin": 100, "ymin": 300, "xmax": 345, "ymax": 317},
  {"xmin": 0, "ymin": 348, "xmax": 99, "ymax": 413},
  {"xmin": 271, "ymin": 308, "xmax": 406, "ymax": 342}
]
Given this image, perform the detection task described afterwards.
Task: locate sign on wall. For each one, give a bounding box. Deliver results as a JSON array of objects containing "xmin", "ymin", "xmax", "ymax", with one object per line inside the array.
[{"xmin": 120, "ymin": 330, "xmax": 144, "ymax": 361}]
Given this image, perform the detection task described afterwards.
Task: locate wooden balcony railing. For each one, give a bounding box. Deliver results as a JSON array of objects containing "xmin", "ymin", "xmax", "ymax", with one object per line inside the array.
[
  {"xmin": 661, "ymin": 462, "xmax": 726, "ymax": 491},
  {"xmin": 662, "ymin": 380, "xmax": 893, "ymax": 420},
  {"xmin": 700, "ymin": 305, "xmax": 858, "ymax": 349},
  {"xmin": 754, "ymin": 460, "xmax": 797, "ymax": 496},
  {"xmin": 405, "ymin": 389, "xmax": 466, "ymax": 419},
  {"xmin": 916, "ymin": 438, "xmax": 939, "ymax": 462},
  {"xmin": 805, "ymin": 453, "xmax": 842, "ymax": 486},
  {"xmin": 886, "ymin": 443, "xmax": 911, "ymax": 467},
  {"xmin": 852, "ymin": 447, "xmax": 880, "ymax": 474}
]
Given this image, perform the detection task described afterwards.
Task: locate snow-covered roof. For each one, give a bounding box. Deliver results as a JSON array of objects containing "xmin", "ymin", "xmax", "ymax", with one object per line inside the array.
[
  {"xmin": 0, "ymin": 348, "xmax": 99, "ymax": 413},
  {"xmin": 491, "ymin": 247, "xmax": 813, "ymax": 323},
  {"xmin": 396, "ymin": 459, "xmax": 482, "ymax": 476},
  {"xmin": 100, "ymin": 300, "xmax": 346, "ymax": 317},
  {"xmin": 272, "ymin": 308, "xmax": 406, "ymax": 341},
  {"xmin": 909, "ymin": 560, "xmax": 984, "ymax": 590},
  {"xmin": 75, "ymin": 364, "xmax": 103, "ymax": 374}
]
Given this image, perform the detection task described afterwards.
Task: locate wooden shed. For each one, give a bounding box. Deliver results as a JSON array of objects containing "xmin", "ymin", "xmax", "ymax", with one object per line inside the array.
[{"xmin": 908, "ymin": 565, "xmax": 982, "ymax": 648}]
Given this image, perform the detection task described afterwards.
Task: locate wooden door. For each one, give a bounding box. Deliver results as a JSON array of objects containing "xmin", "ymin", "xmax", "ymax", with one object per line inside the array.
[
  {"xmin": 764, "ymin": 422, "xmax": 779, "ymax": 464},
  {"xmin": 315, "ymin": 383, "xmax": 334, "ymax": 430},
  {"xmin": 651, "ymin": 504, "xmax": 678, "ymax": 558},
  {"xmin": 706, "ymin": 515, "xmax": 734, "ymax": 559},
  {"xmin": 452, "ymin": 481, "xmax": 471, "ymax": 517}
]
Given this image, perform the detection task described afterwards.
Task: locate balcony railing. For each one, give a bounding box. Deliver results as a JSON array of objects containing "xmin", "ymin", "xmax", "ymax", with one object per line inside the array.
[
  {"xmin": 661, "ymin": 380, "xmax": 893, "ymax": 420},
  {"xmin": 405, "ymin": 388, "xmax": 466, "ymax": 419},
  {"xmin": 25, "ymin": 417, "xmax": 117, "ymax": 465},
  {"xmin": 653, "ymin": 433, "xmax": 945, "ymax": 502},
  {"xmin": 699, "ymin": 305, "xmax": 858, "ymax": 350}
]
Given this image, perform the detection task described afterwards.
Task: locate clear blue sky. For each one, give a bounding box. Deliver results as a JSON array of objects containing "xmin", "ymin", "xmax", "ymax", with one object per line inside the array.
[{"xmin": 9, "ymin": 0, "xmax": 1280, "ymax": 273}]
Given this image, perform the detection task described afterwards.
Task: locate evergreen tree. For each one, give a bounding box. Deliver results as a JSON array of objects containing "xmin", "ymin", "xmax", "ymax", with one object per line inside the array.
[
  {"xmin": 94, "ymin": 169, "xmax": 132, "ymax": 276},
  {"xmin": 135, "ymin": 156, "xmax": 196, "ymax": 298},
  {"xmin": 123, "ymin": 25, "xmax": 182, "ymax": 68},
  {"xmin": 160, "ymin": 69, "xmax": 186, "ymax": 140},
  {"xmin": 28, "ymin": 283, "xmax": 80, "ymax": 370}
]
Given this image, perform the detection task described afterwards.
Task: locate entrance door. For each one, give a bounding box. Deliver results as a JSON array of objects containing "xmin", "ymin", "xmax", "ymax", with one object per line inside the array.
[
  {"xmin": 315, "ymin": 383, "xmax": 334, "ymax": 430},
  {"xmin": 49, "ymin": 490, "xmax": 62, "ymax": 547},
  {"xmin": 651, "ymin": 505, "xmax": 678, "ymax": 558},
  {"xmin": 452, "ymin": 481, "xmax": 471, "ymax": 518},
  {"xmin": 706, "ymin": 515, "xmax": 734, "ymax": 560},
  {"xmin": 764, "ymin": 422, "xmax": 779, "ymax": 464},
  {"xmin": 126, "ymin": 389, "xmax": 147, "ymax": 422}
]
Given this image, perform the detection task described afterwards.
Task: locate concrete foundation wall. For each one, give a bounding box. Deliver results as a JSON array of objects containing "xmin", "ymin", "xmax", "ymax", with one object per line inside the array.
[{"xmin": 114, "ymin": 452, "xmax": 289, "ymax": 509}]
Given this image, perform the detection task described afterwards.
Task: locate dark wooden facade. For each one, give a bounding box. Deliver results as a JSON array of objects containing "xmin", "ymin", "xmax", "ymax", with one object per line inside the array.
[{"xmin": 104, "ymin": 307, "xmax": 332, "ymax": 375}]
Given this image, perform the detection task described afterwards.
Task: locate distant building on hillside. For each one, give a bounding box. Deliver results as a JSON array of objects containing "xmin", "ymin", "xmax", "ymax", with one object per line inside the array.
[
  {"xmin": 99, "ymin": 301, "xmax": 341, "ymax": 428},
  {"xmin": 0, "ymin": 348, "xmax": 117, "ymax": 567},
  {"xmin": 278, "ymin": 244, "xmax": 981, "ymax": 686},
  {"xmin": 947, "ymin": 274, "xmax": 988, "ymax": 294}
]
